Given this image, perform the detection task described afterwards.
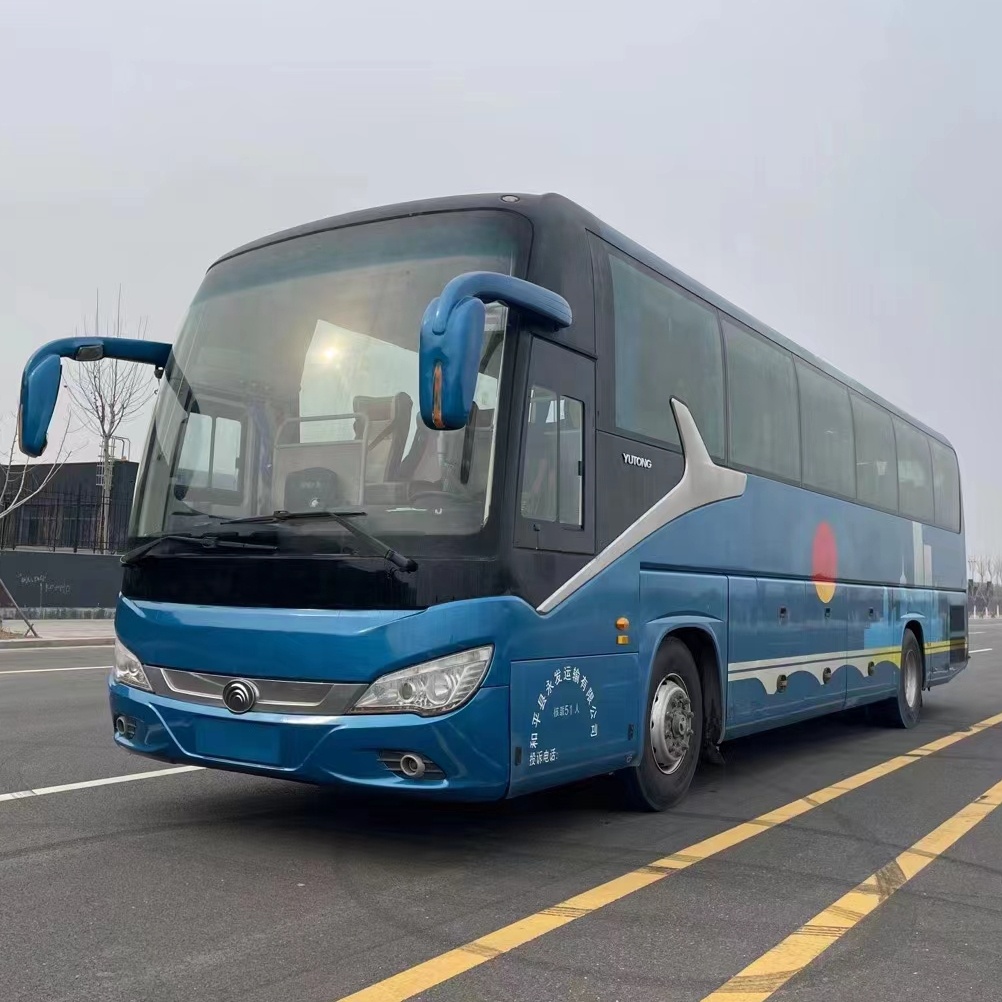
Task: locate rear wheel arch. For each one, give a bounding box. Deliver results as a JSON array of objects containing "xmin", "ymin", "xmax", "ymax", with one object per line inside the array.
[
  {"xmin": 875, "ymin": 624, "xmax": 924, "ymax": 728},
  {"xmin": 903, "ymin": 619, "xmax": 927, "ymax": 685}
]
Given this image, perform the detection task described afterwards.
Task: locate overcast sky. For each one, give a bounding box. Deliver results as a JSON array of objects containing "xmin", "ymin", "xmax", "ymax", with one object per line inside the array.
[{"xmin": 2, "ymin": 0, "xmax": 999, "ymax": 553}]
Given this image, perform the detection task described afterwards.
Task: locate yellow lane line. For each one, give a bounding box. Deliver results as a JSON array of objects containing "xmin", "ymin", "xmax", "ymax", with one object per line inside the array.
[
  {"xmin": 700, "ymin": 775, "xmax": 1002, "ymax": 1001},
  {"xmin": 334, "ymin": 711, "xmax": 1002, "ymax": 1002}
]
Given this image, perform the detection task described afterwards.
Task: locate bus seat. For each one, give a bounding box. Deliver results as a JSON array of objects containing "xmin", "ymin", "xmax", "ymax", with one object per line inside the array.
[
  {"xmin": 353, "ymin": 393, "xmax": 412, "ymax": 483},
  {"xmin": 398, "ymin": 416, "xmax": 442, "ymax": 486}
]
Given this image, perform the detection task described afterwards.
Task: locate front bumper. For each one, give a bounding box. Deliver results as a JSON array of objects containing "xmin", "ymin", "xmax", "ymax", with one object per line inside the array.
[{"xmin": 108, "ymin": 679, "xmax": 510, "ymax": 801}]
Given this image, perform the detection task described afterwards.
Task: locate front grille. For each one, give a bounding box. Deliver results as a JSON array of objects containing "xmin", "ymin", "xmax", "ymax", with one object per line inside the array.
[{"xmin": 146, "ymin": 667, "xmax": 366, "ymax": 715}]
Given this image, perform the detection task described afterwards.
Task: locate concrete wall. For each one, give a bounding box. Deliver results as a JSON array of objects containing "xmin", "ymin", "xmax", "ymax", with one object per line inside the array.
[{"xmin": 0, "ymin": 550, "xmax": 121, "ymax": 619}]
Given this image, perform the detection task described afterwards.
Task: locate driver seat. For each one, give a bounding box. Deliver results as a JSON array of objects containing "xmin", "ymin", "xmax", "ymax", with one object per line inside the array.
[
  {"xmin": 398, "ymin": 414, "xmax": 443, "ymax": 490},
  {"xmin": 353, "ymin": 393, "xmax": 412, "ymax": 484}
]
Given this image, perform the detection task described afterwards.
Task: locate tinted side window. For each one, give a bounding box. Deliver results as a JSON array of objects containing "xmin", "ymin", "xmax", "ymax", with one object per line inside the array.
[
  {"xmin": 851, "ymin": 393, "xmax": 897, "ymax": 511},
  {"xmin": 893, "ymin": 417, "xmax": 934, "ymax": 522},
  {"xmin": 520, "ymin": 385, "xmax": 584, "ymax": 527},
  {"xmin": 609, "ymin": 254, "xmax": 725, "ymax": 458},
  {"xmin": 796, "ymin": 362, "xmax": 855, "ymax": 497},
  {"xmin": 723, "ymin": 319, "xmax": 800, "ymax": 481},
  {"xmin": 929, "ymin": 439, "xmax": 961, "ymax": 532}
]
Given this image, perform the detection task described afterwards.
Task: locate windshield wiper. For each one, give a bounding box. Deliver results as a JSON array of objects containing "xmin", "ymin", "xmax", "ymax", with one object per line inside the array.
[
  {"xmin": 219, "ymin": 509, "xmax": 418, "ymax": 572},
  {"xmin": 121, "ymin": 533, "xmax": 278, "ymax": 566}
]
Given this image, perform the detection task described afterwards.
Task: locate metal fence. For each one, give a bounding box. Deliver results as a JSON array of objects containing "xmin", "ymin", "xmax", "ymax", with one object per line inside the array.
[{"xmin": 0, "ymin": 491, "xmax": 133, "ymax": 553}]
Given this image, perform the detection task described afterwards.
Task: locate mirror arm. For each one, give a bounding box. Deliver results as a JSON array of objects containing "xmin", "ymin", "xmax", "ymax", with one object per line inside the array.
[
  {"xmin": 24, "ymin": 336, "xmax": 172, "ymax": 370},
  {"xmin": 19, "ymin": 337, "xmax": 172, "ymax": 458},
  {"xmin": 429, "ymin": 272, "xmax": 572, "ymax": 335}
]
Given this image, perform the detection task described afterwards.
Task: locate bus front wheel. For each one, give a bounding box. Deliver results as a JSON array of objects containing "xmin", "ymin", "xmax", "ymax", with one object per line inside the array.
[{"xmin": 620, "ymin": 638, "xmax": 703, "ymax": 811}]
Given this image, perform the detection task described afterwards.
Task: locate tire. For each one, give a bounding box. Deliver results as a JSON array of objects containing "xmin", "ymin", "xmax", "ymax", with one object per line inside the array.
[
  {"xmin": 876, "ymin": 629, "xmax": 923, "ymax": 728},
  {"xmin": 620, "ymin": 638, "xmax": 703, "ymax": 811}
]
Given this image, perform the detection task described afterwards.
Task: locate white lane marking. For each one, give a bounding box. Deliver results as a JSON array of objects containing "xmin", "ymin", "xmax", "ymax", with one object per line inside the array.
[
  {"xmin": 0, "ymin": 642, "xmax": 114, "ymax": 652},
  {"xmin": 971, "ymin": 631, "xmax": 985, "ymax": 635},
  {"xmin": 0, "ymin": 665, "xmax": 112, "ymax": 676},
  {"xmin": 0, "ymin": 766, "xmax": 204, "ymax": 803},
  {"xmin": 970, "ymin": 648, "xmax": 993, "ymax": 655}
]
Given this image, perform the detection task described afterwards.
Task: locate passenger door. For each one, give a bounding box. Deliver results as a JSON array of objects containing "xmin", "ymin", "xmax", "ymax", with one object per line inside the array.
[{"xmin": 514, "ymin": 337, "xmax": 595, "ymax": 555}]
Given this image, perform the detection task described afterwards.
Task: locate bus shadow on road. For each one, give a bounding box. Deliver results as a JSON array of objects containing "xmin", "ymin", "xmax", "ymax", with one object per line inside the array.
[{"xmin": 183, "ymin": 703, "xmax": 966, "ymax": 857}]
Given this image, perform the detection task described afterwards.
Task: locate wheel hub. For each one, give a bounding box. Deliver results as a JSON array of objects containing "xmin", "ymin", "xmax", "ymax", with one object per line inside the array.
[
  {"xmin": 904, "ymin": 648, "xmax": 920, "ymax": 708},
  {"xmin": 650, "ymin": 674, "xmax": 693, "ymax": 775}
]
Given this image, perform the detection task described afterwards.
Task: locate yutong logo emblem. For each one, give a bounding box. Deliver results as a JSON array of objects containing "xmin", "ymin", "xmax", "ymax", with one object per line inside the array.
[
  {"xmin": 622, "ymin": 452, "xmax": 653, "ymax": 469},
  {"xmin": 222, "ymin": 679, "xmax": 258, "ymax": 714}
]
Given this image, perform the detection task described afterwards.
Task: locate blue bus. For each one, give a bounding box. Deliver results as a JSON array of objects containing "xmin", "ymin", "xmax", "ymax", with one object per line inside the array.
[{"xmin": 19, "ymin": 193, "xmax": 968, "ymax": 810}]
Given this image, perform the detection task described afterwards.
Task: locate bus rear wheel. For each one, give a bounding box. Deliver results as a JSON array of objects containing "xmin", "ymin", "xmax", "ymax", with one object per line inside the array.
[
  {"xmin": 620, "ymin": 638, "xmax": 703, "ymax": 811},
  {"xmin": 876, "ymin": 629, "xmax": 923, "ymax": 728}
]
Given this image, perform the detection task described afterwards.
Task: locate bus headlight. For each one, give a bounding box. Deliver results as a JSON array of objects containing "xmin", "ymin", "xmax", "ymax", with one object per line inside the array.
[
  {"xmin": 350, "ymin": 646, "xmax": 493, "ymax": 716},
  {"xmin": 113, "ymin": 639, "xmax": 153, "ymax": 692}
]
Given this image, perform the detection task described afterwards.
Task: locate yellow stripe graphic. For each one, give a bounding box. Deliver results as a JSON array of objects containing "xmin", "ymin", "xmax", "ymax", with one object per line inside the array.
[
  {"xmin": 700, "ymin": 776, "xmax": 1002, "ymax": 1001},
  {"xmin": 334, "ymin": 711, "xmax": 1002, "ymax": 1002}
]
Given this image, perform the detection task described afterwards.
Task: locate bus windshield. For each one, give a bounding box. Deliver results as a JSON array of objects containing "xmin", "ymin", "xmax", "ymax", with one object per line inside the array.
[{"xmin": 130, "ymin": 210, "xmax": 528, "ymax": 552}]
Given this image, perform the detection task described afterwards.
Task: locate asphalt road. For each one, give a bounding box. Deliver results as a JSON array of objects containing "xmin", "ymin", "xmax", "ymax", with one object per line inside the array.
[{"xmin": 1, "ymin": 626, "xmax": 1000, "ymax": 1002}]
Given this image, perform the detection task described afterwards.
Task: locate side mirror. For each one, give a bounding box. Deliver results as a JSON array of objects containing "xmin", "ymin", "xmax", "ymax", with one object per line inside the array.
[
  {"xmin": 19, "ymin": 336, "xmax": 171, "ymax": 457},
  {"xmin": 418, "ymin": 271, "xmax": 572, "ymax": 431}
]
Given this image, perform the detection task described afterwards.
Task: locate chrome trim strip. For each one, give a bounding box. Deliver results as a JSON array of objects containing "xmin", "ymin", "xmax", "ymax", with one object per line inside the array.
[
  {"xmin": 537, "ymin": 399, "xmax": 747, "ymax": 614},
  {"xmin": 145, "ymin": 667, "xmax": 366, "ymax": 715}
]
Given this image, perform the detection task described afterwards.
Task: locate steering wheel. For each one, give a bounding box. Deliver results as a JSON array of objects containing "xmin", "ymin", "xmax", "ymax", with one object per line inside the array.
[{"xmin": 284, "ymin": 467, "xmax": 346, "ymax": 511}]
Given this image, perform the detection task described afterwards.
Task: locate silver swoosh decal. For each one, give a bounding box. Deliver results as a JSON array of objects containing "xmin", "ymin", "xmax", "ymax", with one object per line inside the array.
[{"xmin": 537, "ymin": 399, "xmax": 747, "ymax": 614}]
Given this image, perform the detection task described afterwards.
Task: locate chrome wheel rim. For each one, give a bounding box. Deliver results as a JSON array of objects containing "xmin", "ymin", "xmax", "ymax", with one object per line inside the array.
[
  {"xmin": 904, "ymin": 647, "xmax": 920, "ymax": 708},
  {"xmin": 650, "ymin": 673, "xmax": 693, "ymax": 775}
]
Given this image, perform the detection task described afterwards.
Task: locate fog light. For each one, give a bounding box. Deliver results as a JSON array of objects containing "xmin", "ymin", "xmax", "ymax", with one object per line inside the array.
[{"xmin": 113, "ymin": 715, "xmax": 137, "ymax": 740}]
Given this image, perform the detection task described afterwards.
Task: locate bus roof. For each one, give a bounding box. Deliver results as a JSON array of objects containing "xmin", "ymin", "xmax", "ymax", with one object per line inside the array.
[{"xmin": 213, "ymin": 191, "xmax": 953, "ymax": 450}]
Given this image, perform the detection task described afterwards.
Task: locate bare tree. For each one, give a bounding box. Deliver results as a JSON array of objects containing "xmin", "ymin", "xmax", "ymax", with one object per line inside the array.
[
  {"xmin": 66, "ymin": 288, "xmax": 155, "ymax": 550},
  {"xmin": 0, "ymin": 413, "xmax": 74, "ymax": 522},
  {"xmin": 0, "ymin": 412, "xmax": 74, "ymax": 635},
  {"xmin": 971, "ymin": 555, "xmax": 989, "ymax": 618}
]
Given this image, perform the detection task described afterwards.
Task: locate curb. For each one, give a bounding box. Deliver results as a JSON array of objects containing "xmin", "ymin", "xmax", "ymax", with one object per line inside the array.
[{"xmin": 0, "ymin": 636, "xmax": 115, "ymax": 651}]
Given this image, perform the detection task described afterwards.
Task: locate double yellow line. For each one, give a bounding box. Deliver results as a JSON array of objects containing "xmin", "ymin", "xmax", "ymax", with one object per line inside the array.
[
  {"xmin": 337, "ymin": 711, "xmax": 1002, "ymax": 1002},
  {"xmin": 703, "ymin": 775, "xmax": 1002, "ymax": 1001}
]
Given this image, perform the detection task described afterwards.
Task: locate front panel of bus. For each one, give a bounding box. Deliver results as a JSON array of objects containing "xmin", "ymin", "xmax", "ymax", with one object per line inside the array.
[{"xmin": 108, "ymin": 208, "xmax": 567, "ymax": 800}]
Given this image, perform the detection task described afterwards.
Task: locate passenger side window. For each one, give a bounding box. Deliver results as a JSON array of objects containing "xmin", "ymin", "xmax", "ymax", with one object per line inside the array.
[
  {"xmin": 851, "ymin": 394, "xmax": 897, "ymax": 510},
  {"xmin": 893, "ymin": 417, "xmax": 934, "ymax": 523},
  {"xmin": 176, "ymin": 411, "xmax": 244, "ymax": 494},
  {"xmin": 929, "ymin": 438, "xmax": 961, "ymax": 532},
  {"xmin": 796, "ymin": 361, "xmax": 855, "ymax": 497},
  {"xmin": 520, "ymin": 385, "xmax": 583, "ymax": 527},
  {"xmin": 723, "ymin": 319, "xmax": 801, "ymax": 481},
  {"xmin": 608, "ymin": 253, "xmax": 725, "ymax": 458}
]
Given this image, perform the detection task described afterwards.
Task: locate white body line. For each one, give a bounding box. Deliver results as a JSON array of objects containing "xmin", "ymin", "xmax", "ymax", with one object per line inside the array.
[
  {"xmin": 730, "ymin": 639, "xmax": 961, "ymax": 694},
  {"xmin": 0, "ymin": 766, "xmax": 204, "ymax": 804},
  {"xmin": 537, "ymin": 399, "xmax": 747, "ymax": 614},
  {"xmin": 731, "ymin": 655, "xmax": 882, "ymax": 695},
  {"xmin": 728, "ymin": 646, "xmax": 901, "ymax": 674}
]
